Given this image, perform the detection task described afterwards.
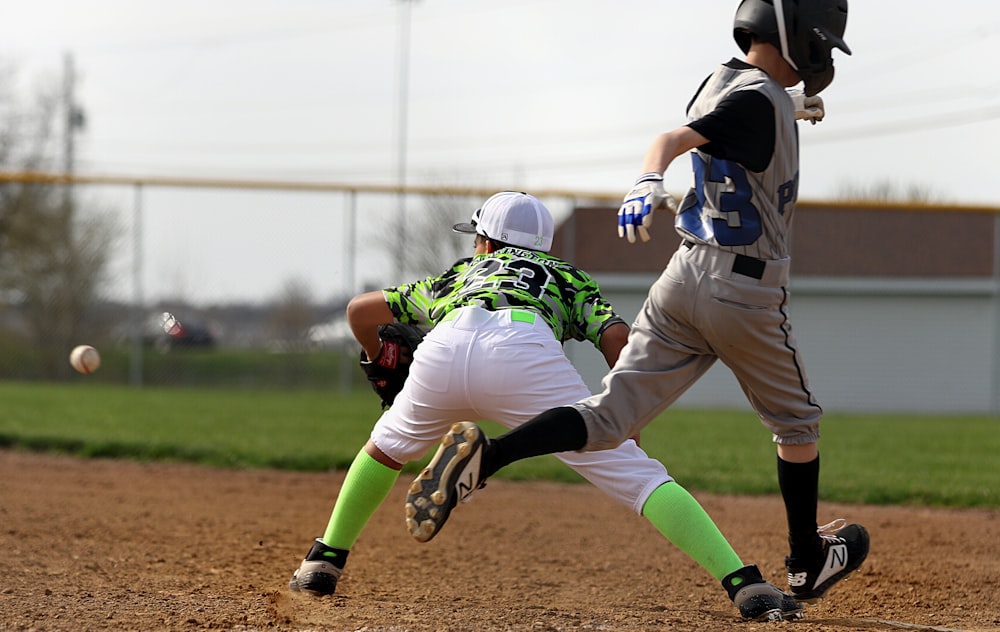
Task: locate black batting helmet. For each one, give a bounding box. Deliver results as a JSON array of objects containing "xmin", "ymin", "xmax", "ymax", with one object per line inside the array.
[{"xmin": 733, "ymin": 0, "xmax": 851, "ymax": 96}]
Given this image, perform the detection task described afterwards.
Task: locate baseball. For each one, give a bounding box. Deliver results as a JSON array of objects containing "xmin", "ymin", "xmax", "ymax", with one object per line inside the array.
[{"xmin": 69, "ymin": 345, "xmax": 101, "ymax": 374}]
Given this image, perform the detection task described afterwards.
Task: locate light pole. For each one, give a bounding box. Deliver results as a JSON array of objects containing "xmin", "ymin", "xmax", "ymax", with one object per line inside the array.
[
  {"xmin": 62, "ymin": 52, "xmax": 85, "ymax": 218},
  {"xmin": 393, "ymin": 0, "xmax": 417, "ymax": 280}
]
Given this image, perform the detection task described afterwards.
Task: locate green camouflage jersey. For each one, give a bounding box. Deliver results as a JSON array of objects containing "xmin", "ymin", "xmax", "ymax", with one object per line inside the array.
[{"xmin": 383, "ymin": 247, "xmax": 625, "ymax": 348}]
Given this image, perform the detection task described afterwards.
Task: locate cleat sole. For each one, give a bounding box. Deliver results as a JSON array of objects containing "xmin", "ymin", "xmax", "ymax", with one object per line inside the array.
[{"xmin": 404, "ymin": 422, "xmax": 483, "ymax": 543}]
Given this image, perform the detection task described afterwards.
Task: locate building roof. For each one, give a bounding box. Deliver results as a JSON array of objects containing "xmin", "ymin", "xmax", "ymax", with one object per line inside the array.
[{"xmin": 550, "ymin": 202, "xmax": 1000, "ymax": 278}]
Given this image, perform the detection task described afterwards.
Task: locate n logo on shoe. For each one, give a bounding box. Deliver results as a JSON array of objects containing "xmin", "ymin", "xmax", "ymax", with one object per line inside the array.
[
  {"xmin": 455, "ymin": 448, "xmax": 482, "ymax": 501},
  {"xmin": 828, "ymin": 544, "xmax": 847, "ymax": 569},
  {"xmin": 814, "ymin": 542, "xmax": 848, "ymax": 587}
]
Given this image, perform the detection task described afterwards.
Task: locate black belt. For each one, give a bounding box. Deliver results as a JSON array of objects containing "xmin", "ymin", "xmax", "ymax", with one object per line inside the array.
[{"xmin": 682, "ymin": 240, "xmax": 766, "ymax": 280}]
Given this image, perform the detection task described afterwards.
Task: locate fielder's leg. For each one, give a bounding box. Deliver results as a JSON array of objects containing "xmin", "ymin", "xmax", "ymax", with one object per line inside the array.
[{"xmin": 290, "ymin": 445, "xmax": 400, "ymax": 595}]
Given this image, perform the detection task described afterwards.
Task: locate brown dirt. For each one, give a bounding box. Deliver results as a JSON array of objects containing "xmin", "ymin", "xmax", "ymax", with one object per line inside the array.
[{"xmin": 1, "ymin": 450, "xmax": 998, "ymax": 632}]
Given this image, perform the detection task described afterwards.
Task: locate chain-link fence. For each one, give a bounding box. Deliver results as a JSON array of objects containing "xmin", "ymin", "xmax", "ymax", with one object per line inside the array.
[
  {"xmin": 0, "ymin": 171, "xmax": 614, "ymax": 388},
  {"xmin": 2, "ymin": 171, "xmax": 999, "ymax": 415}
]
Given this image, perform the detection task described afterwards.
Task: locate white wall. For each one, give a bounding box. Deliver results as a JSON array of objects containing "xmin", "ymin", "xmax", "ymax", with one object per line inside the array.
[{"xmin": 565, "ymin": 275, "xmax": 1000, "ymax": 415}]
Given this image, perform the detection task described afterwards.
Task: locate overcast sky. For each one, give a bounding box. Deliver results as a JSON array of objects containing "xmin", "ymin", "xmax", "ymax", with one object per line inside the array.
[{"xmin": 2, "ymin": 1, "xmax": 998, "ymax": 304}]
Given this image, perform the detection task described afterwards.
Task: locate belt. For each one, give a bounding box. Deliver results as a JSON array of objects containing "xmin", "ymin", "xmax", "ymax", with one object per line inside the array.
[
  {"xmin": 683, "ymin": 239, "xmax": 765, "ymax": 280},
  {"xmin": 441, "ymin": 308, "xmax": 536, "ymax": 324}
]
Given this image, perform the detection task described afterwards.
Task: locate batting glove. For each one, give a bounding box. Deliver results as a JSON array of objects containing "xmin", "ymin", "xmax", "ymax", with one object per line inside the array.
[
  {"xmin": 618, "ymin": 173, "xmax": 677, "ymax": 243},
  {"xmin": 787, "ymin": 88, "xmax": 825, "ymax": 124}
]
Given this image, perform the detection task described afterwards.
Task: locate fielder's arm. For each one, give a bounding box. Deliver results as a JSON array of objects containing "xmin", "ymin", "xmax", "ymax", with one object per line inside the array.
[
  {"xmin": 346, "ymin": 291, "xmax": 395, "ymax": 360},
  {"xmin": 597, "ymin": 322, "xmax": 630, "ymax": 369}
]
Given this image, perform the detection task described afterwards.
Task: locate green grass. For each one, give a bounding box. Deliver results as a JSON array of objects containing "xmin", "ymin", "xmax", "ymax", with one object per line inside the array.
[
  {"xmin": 1, "ymin": 381, "xmax": 997, "ymax": 508},
  {"xmin": 0, "ymin": 381, "xmax": 373, "ymax": 470},
  {"xmin": 632, "ymin": 409, "xmax": 1000, "ymax": 508}
]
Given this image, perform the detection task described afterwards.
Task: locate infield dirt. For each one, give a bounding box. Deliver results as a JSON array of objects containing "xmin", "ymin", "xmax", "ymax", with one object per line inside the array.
[{"xmin": 1, "ymin": 450, "xmax": 997, "ymax": 631}]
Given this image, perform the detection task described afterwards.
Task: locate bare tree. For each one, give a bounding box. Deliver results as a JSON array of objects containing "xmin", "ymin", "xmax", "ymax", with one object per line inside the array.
[
  {"xmin": 835, "ymin": 180, "xmax": 943, "ymax": 204},
  {"xmin": 389, "ymin": 191, "xmax": 477, "ymax": 282},
  {"xmin": 267, "ymin": 277, "xmax": 317, "ymax": 352},
  {"xmin": 0, "ymin": 58, "xmax": 118, "ymax": 378}
]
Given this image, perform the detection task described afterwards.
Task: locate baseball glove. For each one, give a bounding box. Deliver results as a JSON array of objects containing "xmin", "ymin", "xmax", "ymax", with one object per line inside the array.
[{"xmin": 359, "ymin": 322, "xmax": 427, "ymax": 409}]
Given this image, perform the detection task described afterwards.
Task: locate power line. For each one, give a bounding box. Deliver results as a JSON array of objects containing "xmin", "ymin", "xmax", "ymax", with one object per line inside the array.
[{"xmin": 808, "ymin": 105, "xmax": 1000, "ymax": 144}]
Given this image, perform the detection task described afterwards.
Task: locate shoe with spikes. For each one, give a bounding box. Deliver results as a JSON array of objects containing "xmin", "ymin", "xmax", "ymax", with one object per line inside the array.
[
  {"xmin": 405, "ymin": 421, "xmax": 488, "ymax": 543},
  {"xmin": 786, "ymin": 519, "xmax": 870, "ymax": 603},
  {"xmin": 288, "ymin": 538, "xmax": 348, "ymax": 596},
  {"xmin": 724, "ymin": 564, "xmax": 805, "ymax": 622}
]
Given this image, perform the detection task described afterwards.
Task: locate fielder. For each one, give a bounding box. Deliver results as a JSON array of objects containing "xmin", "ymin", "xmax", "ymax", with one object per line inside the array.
[
  {"xmin": 408, "ymin": 0, "xmax": 869, "ymax": 607},
  {"xmin": 289, "ymin": 191, "xmax": 803, "ymax": 621}
]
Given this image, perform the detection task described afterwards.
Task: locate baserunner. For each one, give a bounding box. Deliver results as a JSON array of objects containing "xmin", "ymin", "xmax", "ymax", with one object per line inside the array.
[{"xmin": 407, "ymin": 0, "xmax": 869, "ymax": 607}]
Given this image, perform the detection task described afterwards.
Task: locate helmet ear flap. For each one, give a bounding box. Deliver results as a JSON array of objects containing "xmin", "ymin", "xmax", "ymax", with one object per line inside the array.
[
  {"xmin": 802, "ymin": 64, "xmax": 835, "ymax": 97},
  {"xmin": 807, "ymin": 39, "xmax": 823, "ymax": 67},
  {"xmin": 734, "ymin": 30, "xmax": 753, "ymax": 54}
]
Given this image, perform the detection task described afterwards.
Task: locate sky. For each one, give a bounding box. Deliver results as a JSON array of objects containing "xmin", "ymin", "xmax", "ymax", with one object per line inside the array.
[{"xmin": 2, "ymin": 0, "xmax": 998, "ymax": 304}]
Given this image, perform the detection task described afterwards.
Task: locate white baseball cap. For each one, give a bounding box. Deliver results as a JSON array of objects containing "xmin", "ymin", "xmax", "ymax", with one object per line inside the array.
[{"xmin": 452, "ymin": 191, "xmax": 554, "ymax": 252}]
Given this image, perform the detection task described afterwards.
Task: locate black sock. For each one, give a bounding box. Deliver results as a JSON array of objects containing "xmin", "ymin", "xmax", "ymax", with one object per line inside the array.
[
  {"xmin": 777, "ymin": 455, "xmax": 821, "ymax": 562},
  {"xmin": 484, "ymin": 407, "xmax": 588, "ymax": 478}
]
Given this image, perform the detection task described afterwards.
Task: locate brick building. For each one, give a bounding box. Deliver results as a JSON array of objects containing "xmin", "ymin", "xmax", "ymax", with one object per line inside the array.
[{"xmin": 550, "ymin": 202, "xmax": 1000, "ymax": 415}]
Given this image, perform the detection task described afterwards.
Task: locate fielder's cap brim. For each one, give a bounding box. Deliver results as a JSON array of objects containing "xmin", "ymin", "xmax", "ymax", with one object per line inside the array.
[{"xmin": 452, "ymin": 222, "xmax": 477, "ymax": 234}]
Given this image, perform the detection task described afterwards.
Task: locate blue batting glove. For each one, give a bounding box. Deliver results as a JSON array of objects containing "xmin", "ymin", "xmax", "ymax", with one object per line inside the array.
[{"xmin": 617, "ymin": 173, "xmax": 676, "ymax": 243}]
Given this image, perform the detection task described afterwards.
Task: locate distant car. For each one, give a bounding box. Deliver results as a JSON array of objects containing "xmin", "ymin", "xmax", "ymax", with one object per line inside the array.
[
  {"xmin": 164, "ymin": 321, "xmax": 215, "ymax": 349},
  {"xmin": 144, "ymin": 315, "xmax": 216, "ymax": 351}
]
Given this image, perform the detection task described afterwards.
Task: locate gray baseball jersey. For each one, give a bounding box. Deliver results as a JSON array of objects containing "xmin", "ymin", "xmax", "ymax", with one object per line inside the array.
[
  {"xmin": 576, "ymin": 59, "xmax": 823, "ymax": 449},
  {"xmin": 676, "ymin": 60, "xmax": 799, "ymax": 260}
]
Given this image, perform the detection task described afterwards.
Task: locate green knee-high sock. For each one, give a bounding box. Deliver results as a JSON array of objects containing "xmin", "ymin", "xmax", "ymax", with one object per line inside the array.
[
  {"xmin": 321, "ymin": 450, "xmax": 401, "ymax": 551},
  {"xmin": 641, "ymin": 482, "xmax": 744, "ymax": 581}
]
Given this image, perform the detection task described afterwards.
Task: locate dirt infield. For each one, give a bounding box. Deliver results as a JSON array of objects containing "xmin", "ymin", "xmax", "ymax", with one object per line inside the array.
[{"xmin": 1, "ymin": 450, "xmax": 998, "ymax": 632}]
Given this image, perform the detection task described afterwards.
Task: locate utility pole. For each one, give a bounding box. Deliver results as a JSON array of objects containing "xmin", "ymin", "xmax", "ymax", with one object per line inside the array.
[
  {"xmin": 393, "ymin": 0, "xmax": 417, "ymax": 280},
  {"xmin": 62, "ymin": 52, "xmax": 85, "ymax": 218},
  {"xmin": 60, "ymin": 52, "xmax": 88, "ymax": 379}
]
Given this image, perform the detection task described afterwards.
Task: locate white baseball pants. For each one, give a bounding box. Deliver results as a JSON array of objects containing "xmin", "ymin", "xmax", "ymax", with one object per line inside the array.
[{"xmin": 370, "ymin": 306, "xmax": 672, "ymax": 514}]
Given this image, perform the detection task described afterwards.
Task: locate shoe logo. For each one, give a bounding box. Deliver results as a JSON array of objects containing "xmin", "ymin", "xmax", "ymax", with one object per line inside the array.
[
  {"xmin": 814, "ymin": 543, "xmax": 848, "ymax": 587},
  {"xmin": 828, "ymin": 543, "xmax": 847, "ymax": 570},
  {"xmin": 787, "ymin": 571, "xmax": 808, "ymax": 587},
  {"xmin": 455, "ymin": 447, "xmax": 482, "ymax": 500},
  {"xmin": 321, "ymin": 551, "xmax": 339, "ymax": 559}
]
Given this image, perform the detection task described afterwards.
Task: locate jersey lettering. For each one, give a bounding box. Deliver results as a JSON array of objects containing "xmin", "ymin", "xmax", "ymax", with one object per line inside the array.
[
  {"xmin": 462, "ymin": 257, "xmax": 504, "ymax": 292},
  {"xmin": 681, "ymin": 154, "xmax": 761, "ymax": 247},
  {"xmin": 495, "ymin": 259, "xmax": 551, "ymax": 299},
  {"xmin": 385, "ymin": 248, "xmax": 622, "ymax": 344},
  {"xmin": 777, "ymin": 173, "xmax": 798, "ymax": 216}
]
